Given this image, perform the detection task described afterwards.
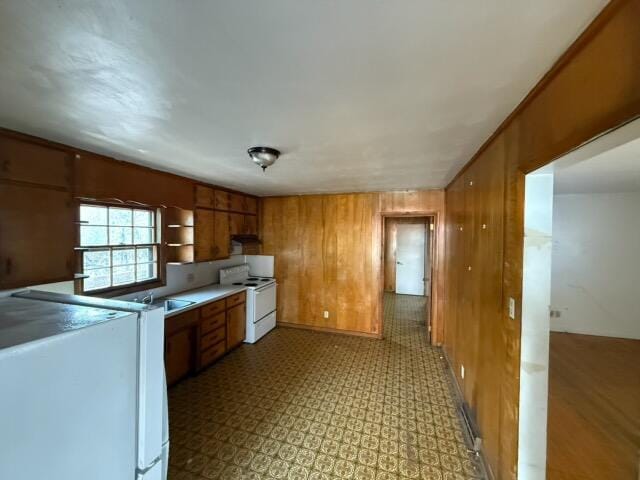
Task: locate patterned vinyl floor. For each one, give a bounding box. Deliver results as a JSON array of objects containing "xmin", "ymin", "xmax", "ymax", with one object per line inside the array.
[{"xmin": 167, "ymin": 293, "xmax": 484, "ymax": 480}]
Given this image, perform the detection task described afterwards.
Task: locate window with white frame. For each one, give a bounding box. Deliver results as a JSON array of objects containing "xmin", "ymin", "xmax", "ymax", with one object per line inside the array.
[{"xmin": 79, "ymin": 204, "xmax": 160, "ymax": 292}]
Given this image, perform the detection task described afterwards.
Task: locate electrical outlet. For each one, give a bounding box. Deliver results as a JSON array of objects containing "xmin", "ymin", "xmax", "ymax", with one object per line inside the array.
[
  {"xmin": 509, "ymin": 297, "xmax": 516, "ymax": 320},
  {"xmin": 323, "ymin": 311, "xmax": 330, "ymax": 319},
  {"xmin": 187, "ymin": 273, "xmax": 195, "ymax": 283},
  {"xmin": 461, "ymin": 365, "xmax": 465, "ymax": 380}
]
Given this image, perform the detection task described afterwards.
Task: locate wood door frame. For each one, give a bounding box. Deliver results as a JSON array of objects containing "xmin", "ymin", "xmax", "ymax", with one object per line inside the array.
[{"xmin": 380, "ymin": 212, "xmax": 438, "ymax": 342}]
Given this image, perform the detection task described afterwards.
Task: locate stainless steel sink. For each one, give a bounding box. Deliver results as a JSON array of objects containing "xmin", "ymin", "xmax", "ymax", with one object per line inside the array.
[{"xmin": 152, "ymin": 298, "xmax": 195, "ymax": 312}]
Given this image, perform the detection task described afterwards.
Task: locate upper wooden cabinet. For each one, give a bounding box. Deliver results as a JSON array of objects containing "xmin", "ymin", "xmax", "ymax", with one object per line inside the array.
[
  {"xmin": 244, "ymin": 197, "xmax": 258, "ymax": 215},
  {"xmin": 76, "ymin": 153, "xmax": 193, "ymax": 209},
  {"xmin": 214, "ymin": 190, "xmax": 229, "ymax": 210},
  {"xmin": 213, "ymin": 211, "xmax": 230, "ymax": 259},
  {"xmin": 194, "ymin": 185, "xmax": 215, "ymax": 209},
  {"xmin": 0, "ymin": 137, "xmax": 72, "ymax": 189},
  {"xmin": 194, "ymin": 208, "xmax": 215, "ymax": 262},
  {"xmin": 244, "ymin": 215, "xmax": 258, "ymax": 235},
  {"xmin": 0, "ymin": 183, "xmax": 75, "ymax": 289},
  {"xmin": 228, "ymin": 193, "xmax": 244, "ymax": 213}
]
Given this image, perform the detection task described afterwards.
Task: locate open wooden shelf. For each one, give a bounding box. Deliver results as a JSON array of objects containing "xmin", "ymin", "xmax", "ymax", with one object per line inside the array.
[{"xmin": 164, "ymin": 207, "xmax": 195, "ymax": 265}]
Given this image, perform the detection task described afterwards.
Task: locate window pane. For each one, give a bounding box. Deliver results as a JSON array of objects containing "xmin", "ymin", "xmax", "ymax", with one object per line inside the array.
[
  {"xmin": 133, "ymin": 227, "xmax": 153, "ymax": 244},
  {"xmin": 112, "ymin": 265, "xmax": 135, "ymax": 286},
  {"xmin": 137, "ymin": 262, "xmax": 157, "ymax": 282},
  {"xmin": 80, "ymin": 205, "xmax": 107, "ymax": 225},
  {"xmin": 109, "ymin": 208, "xmax": 132, "ymax": 226},
  {"xmin": 84, "ymin": 268, "xmax": 111, "ymax": 291},
  {"xmin": 109, "ymin": 226, "xmax": 133, "ymax": 245},
  {"xmin": 136, "ymin": 247, "xmax": 155, "ymax": 263},
  {"xmin": 112, "ymin": 248, "xmax": 135, "ymax": 266},
  {"xmin": 80, "ymin": 226, "xmax": 108, "ymax": 246},
  {"xmin": 83, "ymin": 250, "xmax": 110, "ymax": 270},
  {"xmin": 134, "ymin": 210, "xmax": 153, "ymax": 227}
]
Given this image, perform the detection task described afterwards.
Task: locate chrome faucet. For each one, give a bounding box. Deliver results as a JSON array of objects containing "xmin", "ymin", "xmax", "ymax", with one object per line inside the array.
[{"xmin": 140, "ymin": 291, "xmax": 154, "ymax": 305}]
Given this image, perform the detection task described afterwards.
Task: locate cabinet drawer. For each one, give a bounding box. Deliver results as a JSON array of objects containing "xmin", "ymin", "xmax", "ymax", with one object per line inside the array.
[
  {"xmin": 202, "ymin": 311, "xmax": 225, "ymax": 335},
  {"xmin": 201, "ymin": 326, "xmax": 225, "ymax": 351},
  {"xmin": 200, "ymin": 341, "xmax": 226, "ymax": 368},
  {"xmin": 165, "ymin": 309, "xmax": 199, "ymax": 336},
  {"xmin": 201, "ymin": 299, "xmax": 226, "ymax": 318},
  {"xmin": 226, "ymin": 291, "xmax": 246, "ymax": 308}
]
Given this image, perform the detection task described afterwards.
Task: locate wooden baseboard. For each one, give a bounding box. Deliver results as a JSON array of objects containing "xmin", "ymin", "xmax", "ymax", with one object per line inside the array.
[{"xmin": 277, "ymin": 321, "xmax": 383, "ymax": 339}]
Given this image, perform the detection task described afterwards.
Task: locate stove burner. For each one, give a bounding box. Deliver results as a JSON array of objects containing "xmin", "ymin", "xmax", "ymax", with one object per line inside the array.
[
  {"xmin": 247, "ymin": 277, "xmax": 259, "ymax": 281},
  {"xmin": 232, "ymin": 282, "xmax": 243, "ymax": 285},
  {"xmin": 260, "ymin": 278, "xmax": 271, "ymax": 281},
  {"xmin": 244, "ymin": 283, "xmax": 258, "ymax": 287}
]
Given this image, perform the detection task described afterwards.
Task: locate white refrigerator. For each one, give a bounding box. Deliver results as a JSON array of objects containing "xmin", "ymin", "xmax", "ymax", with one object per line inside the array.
[{"xmin": 0, "ymin": 290, "xmax": 169, "ymax": 480}]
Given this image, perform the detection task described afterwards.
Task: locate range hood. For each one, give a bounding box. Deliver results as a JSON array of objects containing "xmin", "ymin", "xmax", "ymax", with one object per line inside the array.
[{"xmin": 231, "ymin": 234, "xmax": 261, "ymax": 244}]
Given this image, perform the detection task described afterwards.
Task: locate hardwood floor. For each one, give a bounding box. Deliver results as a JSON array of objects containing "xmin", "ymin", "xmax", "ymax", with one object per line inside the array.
[{"xmin": 547, "ymin": 332, "xmax": 640, "ymax": 480}]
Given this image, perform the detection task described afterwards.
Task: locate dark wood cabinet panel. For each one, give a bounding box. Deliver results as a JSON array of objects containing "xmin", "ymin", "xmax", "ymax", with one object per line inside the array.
[
  {"xmin": 214, "ymin": 190, "xmax": 229, "ymax": 210},
  {"xmin": 0, "ymin": 136, "xmax": 72, "ymax": 189},
  {"xmin": 75, "ymin": 153, "xmax": 193, "ymax": 209},
  {"xmin": 243, "ymin": 215, "xmax": 258, "ymax": 235},
  {"xmin": 0, "ymin": 183, "xmax": 75, "ymax": 289},
  {"xmin": 229, "ymin": 213, "xmax": 244, "ymax": 236},
  {"xmin": 213, "ymin": 211, "xmax": 230, "ymax": 259},
  {"xmin": 244, "ymin": 197, "xmax": 258, "ymax": 215},
  {"xmin": 165, "ymin": 328, "xmax": 193, "ymax": 386},
  {"xmin": 194, "ymin": 208, "xmax": 214, "ymax": 262},
  {"xmin": 195, "ymin": 185, "xmax": 214, "ymax": 208},
  {"xmin": 226, "ymin": 303, "xmax": 246, "ymax": 350},
  {"xmin": 228, "ymin": 193, "xmax": 244, "ymax": 212}
]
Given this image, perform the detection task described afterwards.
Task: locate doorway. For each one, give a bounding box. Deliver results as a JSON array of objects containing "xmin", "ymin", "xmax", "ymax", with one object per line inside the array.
[
  {"xmin": 396, "ymin": 222, "xmax": 427, "ymax": 295},
  {"xmin": 383, "ymin": 215, "xmax": 434, "ymax": 339},
  {"xmin": 518, "ymin": 117, "xmax": 640, "ymax": 480}
]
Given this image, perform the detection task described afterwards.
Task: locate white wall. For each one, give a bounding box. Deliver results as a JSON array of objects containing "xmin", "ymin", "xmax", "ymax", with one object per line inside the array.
[{"xmin": 551, "ymin": 192, "xmax": 640, "ymax": 340}]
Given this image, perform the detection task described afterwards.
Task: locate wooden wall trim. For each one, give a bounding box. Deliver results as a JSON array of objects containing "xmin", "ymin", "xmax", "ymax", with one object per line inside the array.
[{"xmin": 278, "ymin": 321, "xmax": 383, "ymax": 339}]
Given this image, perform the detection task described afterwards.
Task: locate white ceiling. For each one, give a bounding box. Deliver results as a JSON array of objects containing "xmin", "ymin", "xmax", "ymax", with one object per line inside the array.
[
  {"xmin": 0, "ymin": 0, "xmax": 608, "ymax": 196},
  {"xmin": 555, "ymin": 136, "xmax": 640, "ymax": 195}
]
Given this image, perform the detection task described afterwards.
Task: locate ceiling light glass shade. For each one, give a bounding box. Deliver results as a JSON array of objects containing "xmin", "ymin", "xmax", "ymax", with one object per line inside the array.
[{"xmin": 248, "ymin": 146, "xmax": 280, "ymax": 171}]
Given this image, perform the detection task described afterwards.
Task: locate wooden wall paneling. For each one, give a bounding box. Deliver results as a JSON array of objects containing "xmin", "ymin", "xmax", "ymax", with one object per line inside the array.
[
  {"xmin": 244, "ymin": 196, "xmax": 258, "ymax": 215},
  {"xmin": 298, "ymin": 195, "xmax": 326, "ymax": 327},
  {"xmin": 335, "ymin": 193, "xmax": 381, "ymax": 335},
  {"xmin": 262, "ymin": 190, "xmax": 444, "ymax": 338},
  {"xmin": 442, "ymin": 2, "xmax": 640, "ymax": 478},
  {"xmin": 383, "ymin": 219, "xmax": 397, "ymax": 292}
]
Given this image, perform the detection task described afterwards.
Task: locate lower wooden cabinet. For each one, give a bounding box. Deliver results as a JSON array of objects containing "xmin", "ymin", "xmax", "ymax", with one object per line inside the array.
[
  {"xmin": 165, "ymin": 328, "xmax": 194, "ymax": 386},
  {"xmin": 164, "ymin": 293, "xmax": 247, "ymax": 386},
  {"xmin": 226, "ymin": 303, "xmax": 246, "ymax": 350}
]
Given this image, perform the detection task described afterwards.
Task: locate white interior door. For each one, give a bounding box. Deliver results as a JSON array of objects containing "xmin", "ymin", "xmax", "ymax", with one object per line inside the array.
[{"xmin": 395, "ymin": 223, "xmax": 426, "ymax": 295}]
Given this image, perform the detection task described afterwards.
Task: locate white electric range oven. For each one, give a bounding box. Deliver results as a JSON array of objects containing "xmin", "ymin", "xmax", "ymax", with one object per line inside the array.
[{"xmin": 219, "ymin": 264, "xmax": 276, "ymax": 343}]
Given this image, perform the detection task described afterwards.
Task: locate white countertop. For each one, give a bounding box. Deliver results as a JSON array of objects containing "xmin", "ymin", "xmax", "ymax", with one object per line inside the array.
[{"xmin": 162, "ymin": 284, "xmax": 247, "ymax": 318}]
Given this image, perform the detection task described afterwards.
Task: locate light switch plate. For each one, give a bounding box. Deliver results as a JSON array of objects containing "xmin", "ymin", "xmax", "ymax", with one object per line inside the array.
[{"xmin": 323, "ymin": 311, "xmax": 329, "ymax": 319}]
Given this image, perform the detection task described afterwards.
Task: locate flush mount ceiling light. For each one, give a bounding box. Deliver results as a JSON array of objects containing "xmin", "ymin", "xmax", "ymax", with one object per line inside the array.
[{"xmin": 248, "ymin": 146, "xmax": 280, "ymax": 171}]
